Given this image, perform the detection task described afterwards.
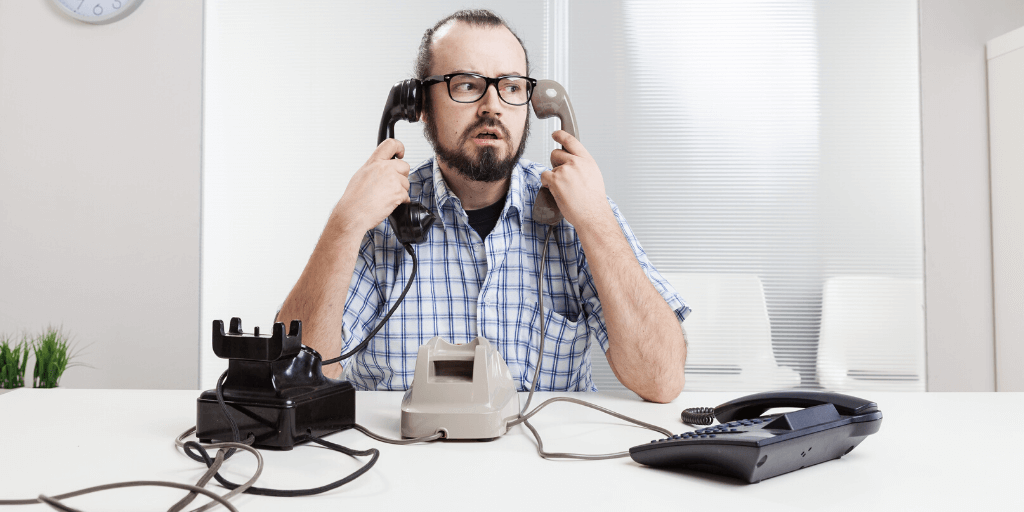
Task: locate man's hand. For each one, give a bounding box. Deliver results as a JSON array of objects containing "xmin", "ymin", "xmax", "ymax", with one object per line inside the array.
[
  {"xmin": 540, "ymin": 130, "xmax": 613, "ymax": 228},
  {"xmin": 331, "ymin": 139, "xmax": 412, "ymax": 235}
]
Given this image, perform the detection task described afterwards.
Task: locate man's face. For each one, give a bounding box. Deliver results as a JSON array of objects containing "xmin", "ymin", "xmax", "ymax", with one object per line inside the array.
[{"xmin": 423, "ymin": 22, "xmax": 530, "ymax": 183}]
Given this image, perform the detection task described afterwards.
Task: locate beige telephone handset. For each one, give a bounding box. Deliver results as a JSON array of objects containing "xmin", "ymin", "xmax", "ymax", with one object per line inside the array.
[{"xmin": 531, "ymin": 80, "xmax": 579, "ymax": 225}]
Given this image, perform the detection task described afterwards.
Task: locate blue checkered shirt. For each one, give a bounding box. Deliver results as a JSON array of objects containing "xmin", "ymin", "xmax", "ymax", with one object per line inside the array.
[{"xmin": 339, "ymin": 157, "xmax": 690, "ymax": 391}]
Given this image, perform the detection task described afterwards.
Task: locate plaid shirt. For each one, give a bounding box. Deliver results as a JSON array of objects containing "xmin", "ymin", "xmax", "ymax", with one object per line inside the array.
[{"xmin": 340, "ymin": 157, "xmax": 690, "ymax": 391}]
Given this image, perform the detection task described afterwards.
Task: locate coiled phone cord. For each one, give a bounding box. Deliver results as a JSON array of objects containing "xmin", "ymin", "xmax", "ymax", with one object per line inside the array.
[
  {"xmin": 507, "ymin": 225, "xmax": 673, "ymax": 460},
  {"xmin": 680, "ymin": 407, "xmax": 717, "ymax": 426}
]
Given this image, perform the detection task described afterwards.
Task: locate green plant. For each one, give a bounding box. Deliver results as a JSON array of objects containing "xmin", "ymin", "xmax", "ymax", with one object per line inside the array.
[
  {"xmin": 1, "ymin": 333, "xmax": 31, "ymax": 389},
  {"xmin": 32, "ymin": 326, "xmax": 83, "ymax": 388}
]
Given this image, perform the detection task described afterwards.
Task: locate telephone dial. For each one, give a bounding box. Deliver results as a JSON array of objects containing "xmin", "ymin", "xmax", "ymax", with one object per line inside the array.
[{"xmin": 629, "ymin": 391, "xmax": 884, "ymax": 483}]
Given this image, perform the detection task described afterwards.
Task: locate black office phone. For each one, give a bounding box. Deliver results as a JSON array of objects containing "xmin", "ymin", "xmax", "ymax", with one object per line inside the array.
[{"xmin": 629, "ymin": 391, "xmax": 883, "ymax": 483}]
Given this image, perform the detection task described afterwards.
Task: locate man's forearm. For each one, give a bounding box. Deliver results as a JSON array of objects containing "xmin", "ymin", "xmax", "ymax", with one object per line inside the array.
[
  {"xmin": 277, "ymin": 218, "xmax": 364, "ymax": 379},
  {"xmin": 574, "ymin": 210, "xmax": 687, "ymax": 403}
]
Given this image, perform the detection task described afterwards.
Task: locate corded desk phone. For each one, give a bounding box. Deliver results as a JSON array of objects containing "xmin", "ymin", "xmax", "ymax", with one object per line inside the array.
[
  {"xmin": 195, "ymin": 318, "xmax": 355, "ymax": 450},
  {"xmin": 629, "ymin": 391, "xmax": 884, "ymax": 483}
]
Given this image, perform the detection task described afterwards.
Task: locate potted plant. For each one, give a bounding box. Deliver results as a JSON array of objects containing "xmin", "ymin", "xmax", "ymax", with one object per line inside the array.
[
  {"xmin": 1, "ymin": 333, "xmax": 30, "ymax": 389},
  {"xmin": 32, "ymin": 326, "xmax": 84, "ymax": 388}
]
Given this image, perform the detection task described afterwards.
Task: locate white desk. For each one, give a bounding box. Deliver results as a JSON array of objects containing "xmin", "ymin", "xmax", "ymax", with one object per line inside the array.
[{"xmin": 1, "ymin": 389, "xmax": 1021, "ymax": 511}]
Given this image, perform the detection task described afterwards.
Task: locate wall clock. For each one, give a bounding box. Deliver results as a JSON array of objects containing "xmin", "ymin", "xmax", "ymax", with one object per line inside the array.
[{"xmin": 51, "ymin": 0, "xmax": 145, "ymax": 25}]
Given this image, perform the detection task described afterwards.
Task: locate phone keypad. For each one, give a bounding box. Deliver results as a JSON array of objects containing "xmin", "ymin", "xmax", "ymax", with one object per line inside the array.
[{"xmin": 650, "ymin": 416, "xmax": 775, "ymax": 444}]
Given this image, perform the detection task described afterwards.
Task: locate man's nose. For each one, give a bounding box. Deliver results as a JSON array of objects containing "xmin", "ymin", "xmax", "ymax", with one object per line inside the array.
[{"xmin": 478, "ymin": 82, "xmax": 503, "ymax": 117}]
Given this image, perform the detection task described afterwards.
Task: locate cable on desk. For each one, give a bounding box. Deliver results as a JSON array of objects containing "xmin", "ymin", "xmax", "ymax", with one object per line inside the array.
[
  {"xmin": 512, "ymin": 225, "xmax": 674, "ymax": 460},
  {"xmin": 352, "ymin": 423, "xmax": 446, "ymax": 444},
  {"xmin": 185, "ymin": 433, "xmax": 379, "ymax": 497},
  {"xmin": 171, "ymin": 435, "xmax": 261, "ymax": 512},
  {"xmin": 0, "ymin": 480, "xmax": 243, "ymax": 512}
]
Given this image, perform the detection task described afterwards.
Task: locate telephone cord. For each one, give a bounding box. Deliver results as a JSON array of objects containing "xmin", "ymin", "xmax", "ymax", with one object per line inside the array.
[
  {"xmin": 352, "ymin": 423, "xmax": 446, "ymax": 444},
  {"xmin": 0, "ymin": 482, "xmax": 240, "ymax": 512},
  {"xmin": 511, "ymin": 225, "xmax": 673, "ymax": 460},
  {"xmin": 680, "ymin": 407, "xmax": 716, "ymax": 426},
  {"xmin": 324, "ymin": 241, "xmax": 416, "ymax": 366},
  {"xmin": 0, "ymin": 439, "xmax": 260, "ymax": 511}
]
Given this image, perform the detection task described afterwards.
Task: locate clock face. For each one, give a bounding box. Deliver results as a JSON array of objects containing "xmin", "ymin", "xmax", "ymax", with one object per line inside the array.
[{"xmin": 52, "ymin": 0, "xmax": 145, "ymax": 25}]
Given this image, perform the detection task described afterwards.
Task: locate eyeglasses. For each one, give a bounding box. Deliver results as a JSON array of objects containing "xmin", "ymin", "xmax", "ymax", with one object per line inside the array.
[{"xmin": 423, "ymin": 73, "xmax": 537, "ymax": 106}]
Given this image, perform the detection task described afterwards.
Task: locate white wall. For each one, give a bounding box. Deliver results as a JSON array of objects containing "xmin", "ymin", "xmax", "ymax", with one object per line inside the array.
[
  {"xmin": 920, "ymin": 0, "xmax": 1024, "ymax": 391},
  {"xmin": 0, "ymin": 0, "xmax": 202, "ymax": 389}
]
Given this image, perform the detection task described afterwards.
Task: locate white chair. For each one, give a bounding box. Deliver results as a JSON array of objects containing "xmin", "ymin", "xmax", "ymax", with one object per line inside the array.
[
  {"xmin": 591, "ymin": 272, "xmax": 800, "ymax": 393},
  {"xmin": 817, "ymin": 276, "xmax": 926, "ymax": 392}
]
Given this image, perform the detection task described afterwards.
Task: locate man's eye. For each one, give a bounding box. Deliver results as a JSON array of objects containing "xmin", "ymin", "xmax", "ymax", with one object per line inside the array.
[
  {"xmin": 453, "ymin": 82, "xmax": 478, "ymax": 92},
  {"xmin": 503, "ymin": 84, "xmax": 521, "ymax": 93}
]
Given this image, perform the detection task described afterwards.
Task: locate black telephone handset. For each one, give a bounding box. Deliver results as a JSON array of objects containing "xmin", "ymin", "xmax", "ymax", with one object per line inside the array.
[
  {"xmin": 713, "ymin": 390, "xmax": 880, "ymax": 423},
  {"xmin": 378, "ymin": 79, "xmax": 438, "ymax": 244},
  {"xmin": 630, "ymin": 390, "xmax": 884, "ymax": 483}
]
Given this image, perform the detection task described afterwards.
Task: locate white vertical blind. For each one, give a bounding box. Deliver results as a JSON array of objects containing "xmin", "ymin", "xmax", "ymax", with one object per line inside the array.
[{"xmin": 581, "ymin": 0, "xmax": 924, "ymax": 391}]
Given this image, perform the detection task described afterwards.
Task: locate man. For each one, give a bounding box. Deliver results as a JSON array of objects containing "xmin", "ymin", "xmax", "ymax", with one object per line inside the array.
[{"xmin": 277, "ymin": 10, "xmax": 689, "ymax": 403}]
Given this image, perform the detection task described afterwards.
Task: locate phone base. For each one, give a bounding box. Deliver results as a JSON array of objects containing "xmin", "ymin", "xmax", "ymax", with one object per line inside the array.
[
  {"xmin": 196, "ymin": 379, "xmax": 355, "ymax": 451},
  {"xmin": 400, "ymin": 336, "xmax": 519, "ymax": 440}
]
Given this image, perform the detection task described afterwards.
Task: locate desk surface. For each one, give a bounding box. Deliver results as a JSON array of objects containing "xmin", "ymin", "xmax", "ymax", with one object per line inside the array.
[{"xmin": 1, "ymin": 389, "xmax": 1021, "ymax": 511}]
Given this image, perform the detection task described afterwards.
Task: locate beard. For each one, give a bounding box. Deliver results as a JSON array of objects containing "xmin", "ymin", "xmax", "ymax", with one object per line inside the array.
[{"xmin": 424, "ymin": 111, "xmax": 530, "ymax": 183}]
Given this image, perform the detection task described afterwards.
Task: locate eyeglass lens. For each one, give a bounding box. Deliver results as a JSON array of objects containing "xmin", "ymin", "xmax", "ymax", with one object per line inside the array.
[{"xmin": 448, "ymin": 74, "xmax": 531, "ymax": 105}]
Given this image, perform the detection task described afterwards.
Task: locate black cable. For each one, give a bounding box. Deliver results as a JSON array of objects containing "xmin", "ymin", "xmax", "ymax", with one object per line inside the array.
[
  {"xmin": 324, "ymin": 241, "xmax": 417, "ymax": 365},
  {"xmin": 681, "ymin": 407, "xmax": 716, "ymax": 426}
]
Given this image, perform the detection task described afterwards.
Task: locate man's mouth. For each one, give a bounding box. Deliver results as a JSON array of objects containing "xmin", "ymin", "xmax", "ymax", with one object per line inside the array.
[{"xmin": 474, "ymin": 131, "xmax": 500, "ymax": 139}]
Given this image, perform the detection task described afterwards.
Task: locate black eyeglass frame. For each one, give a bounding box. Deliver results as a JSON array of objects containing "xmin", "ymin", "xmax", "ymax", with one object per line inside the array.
[{"xmin": 422, "ymin": 73, "xmax": 538, "ymax": 106}]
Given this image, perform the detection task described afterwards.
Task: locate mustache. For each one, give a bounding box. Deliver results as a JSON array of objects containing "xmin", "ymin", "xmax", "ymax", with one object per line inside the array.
[{"xmin": 459, "ymin": 117, "xmax": 512, "ymax": 144}]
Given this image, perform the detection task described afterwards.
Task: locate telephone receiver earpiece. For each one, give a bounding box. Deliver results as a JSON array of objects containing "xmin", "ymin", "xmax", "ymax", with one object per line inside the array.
[
  {"xmin": 531, "ymin": 80, "xmax": 579, "ymax": 226},
  {"xmin": 378, "ymin": 79, "xmax": 424, "ymax": 146},
  {"xmin": 378, "ymin": 79, "xmax": 437, "ymax": 245}
]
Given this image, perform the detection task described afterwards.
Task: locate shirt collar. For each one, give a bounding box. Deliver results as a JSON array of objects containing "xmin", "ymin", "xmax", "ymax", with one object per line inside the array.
[{"xmin": 431, "ymin": 157, "xmax": 527, "ymax": 226}]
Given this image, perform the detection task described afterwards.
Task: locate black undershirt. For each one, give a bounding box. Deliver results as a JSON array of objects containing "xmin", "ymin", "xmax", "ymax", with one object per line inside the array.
[{"xmin": 465, "ymin": 196, "xmax": 506, "ymax": 239}]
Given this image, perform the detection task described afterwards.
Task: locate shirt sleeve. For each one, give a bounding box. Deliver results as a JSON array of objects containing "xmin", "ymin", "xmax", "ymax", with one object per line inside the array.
[
  {"xmin": 339, "ymin": 231, "xmax": 385, "ymax": 366},
  {"xmin": 576, "ymin": 197, "xmax": 691, "ymax": 354}
]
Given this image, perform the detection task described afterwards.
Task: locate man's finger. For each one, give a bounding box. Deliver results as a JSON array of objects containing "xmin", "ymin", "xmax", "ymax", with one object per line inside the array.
[
  {"xmin": 540, "ymin": 169, "xmax": 556, "ymax": 189},
  {"xmin": 372, "ymin": 138, "xmax": 405, "ymax": 161},
  {"xmin": 550, "ymin": 148, "xmax": 575, "ymax": 168},
  {"xmin": 551, "ymin": 130, "xmax": 589, "ymax": 158},
  {"xmin": 394, "ymin": 160, "xmax": 411, "ymax": 177}
]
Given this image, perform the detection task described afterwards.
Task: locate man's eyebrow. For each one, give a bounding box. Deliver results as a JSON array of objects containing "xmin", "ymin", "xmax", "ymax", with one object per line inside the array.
[{"xmin": 449, "ymin": 69, "xmax": 528, "ymax": 77}]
